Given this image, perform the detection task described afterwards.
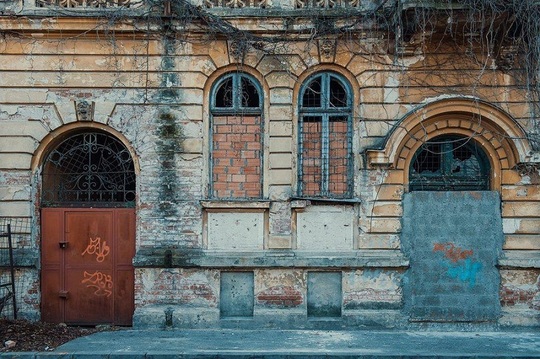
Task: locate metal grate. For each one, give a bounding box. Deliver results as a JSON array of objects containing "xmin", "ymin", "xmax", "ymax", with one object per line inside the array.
[
  {"xmin": 42, "ymin": 132, "xmax": 136, "ymax": 207},
  {"xmin": 0, "ymin": 218, "xmax": 29, "ymax": 319},
  {"xmin": 410, "ymin": 136, "xmax": 490, "ymax": 191}
]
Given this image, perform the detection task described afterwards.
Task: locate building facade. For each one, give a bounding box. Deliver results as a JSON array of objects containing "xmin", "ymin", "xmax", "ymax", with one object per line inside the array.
[{"xmin": 1, "ymin": 0, "xmax": 540, "ymax": 328}]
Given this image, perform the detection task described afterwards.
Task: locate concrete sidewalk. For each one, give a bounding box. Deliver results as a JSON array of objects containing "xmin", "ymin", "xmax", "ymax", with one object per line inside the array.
[{"xmin": 4, "ymin": 328, "xmax": 540, "ymax": 358}]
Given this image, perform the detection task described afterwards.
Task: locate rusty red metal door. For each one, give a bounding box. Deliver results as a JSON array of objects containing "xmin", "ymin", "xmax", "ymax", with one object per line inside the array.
[{"xmin": 41, "ymin": 208, "xmax": 135, "ymax": 325}]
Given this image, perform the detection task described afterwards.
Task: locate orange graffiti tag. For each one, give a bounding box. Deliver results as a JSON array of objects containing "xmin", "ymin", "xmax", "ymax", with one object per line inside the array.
[
  {"xmin": 81, "ymin": 271, "xmax": 113, "ymax": 297},
  {"xmin": 433, "ymin": 243, "xmax": 473, "ymax": 262},
  {"xmin": 82, "ymin": 237, "xmax": 110, "ymax": 262}
]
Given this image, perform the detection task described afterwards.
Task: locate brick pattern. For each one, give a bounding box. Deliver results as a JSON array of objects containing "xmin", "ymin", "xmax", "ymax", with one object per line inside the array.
[
  {"xmin": 256, "ymin": 285, "xmax": 303, "ymax": 308},
  {"xmin": 500, "ymin": 286, "xmax": 537, "ymax": 307},
  {"xmin": 135, "ymin": 269, "xmax": 218, "ymax": 307},
  {"xmin": 300, "ymin": 118, "xmax": 350, "ymax": 197},
  {"xmin": 328, "ymin": 119, "xmax": 350, "ymax": 196},
  {"xmin": 300, "ymin": 121, "xmax": 322, "ymax": 196},
  {"xmin": 212, "ymin": 115, "xmax": 262, "ymax": 198}
]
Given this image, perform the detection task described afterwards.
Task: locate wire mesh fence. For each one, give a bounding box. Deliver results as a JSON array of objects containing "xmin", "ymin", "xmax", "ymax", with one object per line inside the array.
[{"xmin": 0, "ymin": 217, "xmax": 32, "ymax": 319}]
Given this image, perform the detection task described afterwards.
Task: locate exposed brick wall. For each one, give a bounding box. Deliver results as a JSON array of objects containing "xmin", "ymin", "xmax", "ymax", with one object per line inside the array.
[
  {"xmin": 300, "ymin": 119, "xmax": 350, "ymax": 196},
  {"xmin": 300, "ymin": 121, "xmax": 322, "ymax": 196},
  {"xmin": 500, "ymin": 269, "xmax": 540, "ymax": 309},
  {"xmin": 212, "ymin": 115, "xmax": 262, "ymax": 198},
  {"xmin": 135, "ymin": 269, "xmax": 219, "ymax": 308},
  {"xmin": 328, "ymin": 119, "xmax": 350, "ymax": 196},
  {"xmin": 256, "ymin": 285, "xmax": 303, "ymax": 308}
]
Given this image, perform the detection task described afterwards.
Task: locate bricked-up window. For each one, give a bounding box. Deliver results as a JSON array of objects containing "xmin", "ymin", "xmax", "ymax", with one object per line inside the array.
[
  {"xmin": 298, "ymin": 72, "xmax": 353, "ymax": 198},
  {"xmin": 210, "ymin": 73, "xmax": 263, "ymax": 198},
  {"xmin": 409, "ymin": 135, "xmax": 490, "ymax": 191}
]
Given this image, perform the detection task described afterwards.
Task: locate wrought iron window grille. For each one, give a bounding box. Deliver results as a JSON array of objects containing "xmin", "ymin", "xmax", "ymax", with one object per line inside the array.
[
  {"xmin": 42, "ymin": 132, "xmax": 136, "ymax": 207},
  {"xmin": 298, "ymin": 72, "xmax": 353, "ymax": 198},
  {"xmin": 409, "ymin": 135, "xmax": 490, "ymax": 191}
]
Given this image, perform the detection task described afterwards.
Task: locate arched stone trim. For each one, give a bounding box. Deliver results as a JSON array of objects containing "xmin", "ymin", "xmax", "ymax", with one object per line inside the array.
[{"xmin": 367, "ymin": 98, "xmax": 532, "ymax": 191}]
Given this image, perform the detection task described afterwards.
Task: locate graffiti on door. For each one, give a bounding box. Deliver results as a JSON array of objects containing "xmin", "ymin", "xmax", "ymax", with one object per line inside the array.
[
  {"xmin": 82, "ymin": 237, "xmax": 110, "ymax": 262},
  {"xmin": 81, "ymin": 236, "xmax": 113, "ymax": 297},
  {"xmin": 81, "ymin": 271, "xmax": 113, "ymax": 297}
]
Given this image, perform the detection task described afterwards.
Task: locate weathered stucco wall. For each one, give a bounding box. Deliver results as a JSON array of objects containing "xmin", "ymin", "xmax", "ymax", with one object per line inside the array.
[{"xmin": 0, "ymin": 6, "xmax": 539, "ymax": 328}]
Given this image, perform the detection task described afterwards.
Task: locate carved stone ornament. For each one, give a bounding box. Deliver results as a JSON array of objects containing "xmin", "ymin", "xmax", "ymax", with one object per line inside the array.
[
  {"xmin": 229, "ymin": 40, "xmax": 248, "ymax": 61},
  {"xmin": 75, "ymin": 100, "xmax": 95, "ymax": 122},
  {"xmin": 318, "ymin": 39, "xmax": 335, "ymax": 62}
]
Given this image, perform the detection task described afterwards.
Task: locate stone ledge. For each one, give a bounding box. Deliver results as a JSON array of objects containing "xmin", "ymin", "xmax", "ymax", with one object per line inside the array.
[
  {"xmin": 133, "ymin": 248, "xmax": 409, "ymax": 268},
  {"xmin": 498, "ymin": 250, "xmax": 540, "ymax": 268},
  {"xmin": 201, "ymin": 200, "xmax": 271, "ymax": 209}
]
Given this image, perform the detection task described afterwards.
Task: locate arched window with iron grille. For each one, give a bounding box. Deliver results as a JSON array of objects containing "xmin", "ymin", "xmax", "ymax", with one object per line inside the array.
[
  {"xmin": 298, "ymin": 72, "xmax": 353, "ymax": 198},
  {"xmin": 42, "ymin": 131, "xmax": 136, "ymax": 207},
  {"xmin": 409, "ymin": 135, "xmax": 490, "ymax": 191}
]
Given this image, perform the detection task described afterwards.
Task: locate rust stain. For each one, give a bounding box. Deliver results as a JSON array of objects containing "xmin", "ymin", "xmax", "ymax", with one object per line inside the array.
[
  {"xmin": 433, "ymin": 242, "xmax": 473, "ymax": 262},
  {"xmin": 81, "ymin": 271, "xmax": 113, "ymax": 297},
  {"xmin": 82, "ymin": 237, "xmax": 110, "ymax": 262}
]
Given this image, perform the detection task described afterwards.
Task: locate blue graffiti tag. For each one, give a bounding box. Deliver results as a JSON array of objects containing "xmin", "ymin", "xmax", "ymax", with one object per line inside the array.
[{"xmin": 445, "ymin": 258, "xmax": 482, "ymax": 287}]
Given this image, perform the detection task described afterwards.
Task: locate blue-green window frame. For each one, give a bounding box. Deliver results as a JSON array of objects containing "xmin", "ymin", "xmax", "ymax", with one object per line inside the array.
[{"xmin": 297, "ymin": 72, "xmax": 354, "ymax": 198}]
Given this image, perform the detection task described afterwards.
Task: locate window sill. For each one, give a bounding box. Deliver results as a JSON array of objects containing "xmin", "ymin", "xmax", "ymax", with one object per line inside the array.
[
  {"xmin": 291, "ymin": 197, "xmax": 361, "ymax": 208},
  {"xmin": 200, "ymin": 200, "xmax": 271, "ymax": 209},
  {"xmin": 134, "ymin": 249, "xmax": 409, "ymax": 268}
]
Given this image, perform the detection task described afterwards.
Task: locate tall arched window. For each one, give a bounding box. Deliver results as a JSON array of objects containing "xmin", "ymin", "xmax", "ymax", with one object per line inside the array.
[
  {"xmin": 210, "ymin": 72, "xmax": 263, "ymax": 199},
  {"xmin": 409, "ymin": 135, "xmax": 490, "ymax": 191},
  {"xmin": 42, "ymin": 131, "xmax": 136, "ymax": 207},
  {"xmin": 298, "ymin": 72, "xmax": 353, "ymax": 198}
]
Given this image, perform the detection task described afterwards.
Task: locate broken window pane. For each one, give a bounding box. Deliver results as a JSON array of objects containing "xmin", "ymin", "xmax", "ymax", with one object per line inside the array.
[{"xmin": 410, "ymin": 136, "xmax": 490, "ymax": 191}]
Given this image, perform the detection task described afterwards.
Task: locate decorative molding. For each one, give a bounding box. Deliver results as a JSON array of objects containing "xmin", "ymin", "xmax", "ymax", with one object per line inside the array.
[
  {"xmin": 366, "ymin": 150, "xmax": 391, "ymax": 168},
  {"xmin": 496, "ymin": 44, "xmax": 519, "ymax": 72},
  {"xmin": 318, "ymin": 39, "xmax": 336, "ymax": 62},
  {"xmin": 75, "ymin": 100, "xmax": 95, "ymax": 122},
  {"xmin": 294, "ymin": 0, "xmax": 361, "ymax": 8},
  {"xmin": 205, "ymin": 0, "xmax": 268, "ymax": 8},
  {"xmin": 36, "ymin": 0, "xmax": 140, "ymax": 8}
]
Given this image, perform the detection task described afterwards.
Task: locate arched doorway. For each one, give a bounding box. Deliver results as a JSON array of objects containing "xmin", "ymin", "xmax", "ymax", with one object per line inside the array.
[
  {"xmin": 366, "ymin": 98, "xmax": 532, "ymax": 322},
  {"xmin": 40, "ymin": 131, "xmax": 136, "ymax": 325}
]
